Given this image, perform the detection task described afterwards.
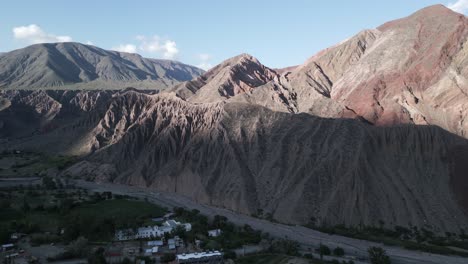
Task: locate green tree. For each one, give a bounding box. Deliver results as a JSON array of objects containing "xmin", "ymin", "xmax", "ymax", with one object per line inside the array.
[
  {"xmin": 42, "ymin": 176, "xmax": 57, "ymax": 189},
  {"xmin": 213, "ymin": 215, "xmax": 228, "ymax": 228},
  {"xmin": 270, "ymin": 239, "xmax": 299, "ymax": 256},
  {"xmin": 161, "ymin": 253, "xmax": 176, "ymax": 263},
  {"xmin": 22, "ymin": 199, "xmax": 30, "ymax": 212},
  {"xmin": 173, "ymin": 225, "xmax": 187, "ymax": 240},
  {"xmin": 223, "ymin": 251, "xmax": 236, "ymax": 260},
  {"xmin": 0, "ymin": 226, "xmax": 10, "ymax": 244},
  {"xmin": 368, "ymin": 247, "xmax": 391, "ymax": 264},
  {"xmin": 67, "ymin": 237, "xmax": 89, "ymax": 257},
  {"xmin": 333, "ymin": 246, "xmax": 345, "ymax": 257},
  {"xmin": 88, "ymin": 247, "xmax": 107, "ymax": 264},
  {"xmin": 317, "ymin": 244, "xmax": 331, "ymax": 260}
]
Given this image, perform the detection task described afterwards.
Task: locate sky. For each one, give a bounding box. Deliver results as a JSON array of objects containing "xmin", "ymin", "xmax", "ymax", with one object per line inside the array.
[{"xmin": 1, "ymin": 0, "xmax": 467, "ymax": 70}]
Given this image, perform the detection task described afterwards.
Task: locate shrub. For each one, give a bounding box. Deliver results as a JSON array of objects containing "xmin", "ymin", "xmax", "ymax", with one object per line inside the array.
[
  {"xmin": 161, "ymin": 253, "xmax": 176, "ymax": 263},
  {"xmin": 333, "ymin": 246, "xmax": 345, "ymax": 256},
  {"xmin": 223, "ymin": 250, "xmax": 236, "ymax": 259},
  {"xmin": 317, "ymin": 244, "xmax": 331, "ymax": 257},
  {"xmin": 368, "ymin": 246, "xmax": 391, "ymax": 264}
]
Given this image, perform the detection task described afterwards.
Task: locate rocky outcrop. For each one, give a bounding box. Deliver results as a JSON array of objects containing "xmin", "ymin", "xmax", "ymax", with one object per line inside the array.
[{"xmin": 0, "ymin": 42, "xmax": 203, "ymax": 90}]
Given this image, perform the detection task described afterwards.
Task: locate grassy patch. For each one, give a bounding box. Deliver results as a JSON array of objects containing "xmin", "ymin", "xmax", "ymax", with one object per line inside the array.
[
  {"xmin": 70, "ymin": 199, "xmax": 166, "ymax": 227},
  {"xmin": 0, "ymin": 187, "xmax": 167, "ymax": 244},
  {"xmin": 0, "ymin": 151, "xmax": 76, "ymax": 177}
]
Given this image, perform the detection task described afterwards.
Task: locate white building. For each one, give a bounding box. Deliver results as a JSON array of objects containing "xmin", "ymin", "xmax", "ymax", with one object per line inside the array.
[
  {"xmin": 144, "ymin": 247, "xmax": 158, "ymax": 256},
  {"xmin": 168, "ymin": 238, "xmax": 176, "ymax": 250},
  {"xmin": 176, "ymin": 251, "xmax": 223, "ymax": 264},
  {"xmin": 207, "ymin": 229, "xmax": 222, "ymax": 237},
  {"xmin": 115, "ymin": 220, "xmax": 192, "ymax": 241},
  {"xmin": 163, "ymin": 220, "xmax": 192, "ymax": 232},
  {"xmin": 148, "ymin": 240, "xmax": 163, "ymax": 246},
  {"xmin": 152, "ymin": 247, "xmax": 159, "ymax": 254},
  {"xmin": 2, "ymin": 244, "xmax": 15, "ymax": 252}
]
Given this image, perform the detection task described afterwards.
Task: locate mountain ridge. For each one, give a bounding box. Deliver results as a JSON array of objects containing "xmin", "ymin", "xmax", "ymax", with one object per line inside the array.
[{"xmin": 0, "ymin": 42, "xmax": 204, "ymax": 90}]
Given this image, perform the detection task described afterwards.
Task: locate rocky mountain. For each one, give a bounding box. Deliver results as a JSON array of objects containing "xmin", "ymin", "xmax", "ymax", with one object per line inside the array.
[
  {"xmin": 1, "ymin": 5, "xmax": 468, "ymax": 234},
  {"xmin": 1, "ymin": 89, "xmax": 467, "ymax": 233},
  {"xmin": 196, "ymin": 5, "xmax": 468, "ymax": 138},
  {"xmin": 170, "ymin": 54, "xmax": 277, "ymax": 103},
  {"xmin": 0, "ymin": 42, "xmax": 203, "ymax": 90},
  {"xmin": 326, "ymin": 5, "xmax": 468, "ymax": 134}
]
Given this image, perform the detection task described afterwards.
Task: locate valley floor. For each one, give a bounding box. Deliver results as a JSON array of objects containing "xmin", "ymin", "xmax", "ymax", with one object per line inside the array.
[{"xmin": 72, "ymin": 180, "xmax": 468, "ymax": 264}]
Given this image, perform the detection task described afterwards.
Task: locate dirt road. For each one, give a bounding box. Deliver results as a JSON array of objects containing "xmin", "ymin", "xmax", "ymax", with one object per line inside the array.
[{"xmin": 74, "ymin": 180, "xmax": 468, "ymax": 264}]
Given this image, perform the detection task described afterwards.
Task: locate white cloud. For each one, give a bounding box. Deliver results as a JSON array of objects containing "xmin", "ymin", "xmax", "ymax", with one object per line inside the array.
[
  {"xmin": 138, "ymin": 35, "xmax": 179, "ymax": 59},
  {"xmin": 447, "ymin": 0, "xmax": 468, "ymax": 14},
  {"xmin": 86, "ymin": 41, "xmax": 94, "ymax": 45},
  {"xmin": 112, "ymin": 35, "xmax": 179, "ymax": 59},
  {"xmin": 111, "ymin": 44, "xmax": 137, "ymax": 53},
  {"xmin": 13, "ymin": 24, "xmax": 72, "ymax": 44},
  {"xmin": 196, "ymin": 53, "xmax": 213, "ymax": 70}
]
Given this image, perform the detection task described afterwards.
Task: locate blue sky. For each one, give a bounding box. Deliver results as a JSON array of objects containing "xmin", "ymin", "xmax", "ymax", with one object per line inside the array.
[{"xmin": 1, "ymin": 0, "xmax": 466, "ymax": 69}]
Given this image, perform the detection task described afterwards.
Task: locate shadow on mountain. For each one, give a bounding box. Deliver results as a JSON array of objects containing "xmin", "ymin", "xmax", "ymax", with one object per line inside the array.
[{"xmin": 1, "ymin": 89, "xmax": 467, "ymax": 234}]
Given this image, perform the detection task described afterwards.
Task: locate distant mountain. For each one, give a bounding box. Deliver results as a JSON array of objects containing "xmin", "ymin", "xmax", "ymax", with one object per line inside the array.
[{"xmin": 0, "ymin": 42, "xmax": 204, "ymax": 90}]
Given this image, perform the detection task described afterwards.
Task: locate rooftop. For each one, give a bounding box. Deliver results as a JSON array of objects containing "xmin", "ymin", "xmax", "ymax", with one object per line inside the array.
[{"xmin": 177, "ymin": 251, "xmax": 222, "ymax": 260}]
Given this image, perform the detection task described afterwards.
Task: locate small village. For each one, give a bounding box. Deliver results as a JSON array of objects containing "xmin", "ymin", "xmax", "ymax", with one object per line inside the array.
[
  {"xmin": 1, "ymin": 212, "xmax": 226, "ymax": 264},
  {"xmin": 110, "ymin": 214, "xmax": 225, "ymax": 263},
  {"xmin": 0, "ymin": 177, "xmax": 363, "ymax": 264},
  {"xmin": 0, "ymin": 177, "xmax": 263, "ymax": 264}
]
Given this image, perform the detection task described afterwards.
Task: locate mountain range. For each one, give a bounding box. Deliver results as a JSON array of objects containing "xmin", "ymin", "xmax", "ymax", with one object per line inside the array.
[
  {"xmin": 0, "ymin": 4, "xmax": 467, "ymax": 233},
  {"xmin": 0, "ymin": 42, "xmax": 203, "ymax": 90}
]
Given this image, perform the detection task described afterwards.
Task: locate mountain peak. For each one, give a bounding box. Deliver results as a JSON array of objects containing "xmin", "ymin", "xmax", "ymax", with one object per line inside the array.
[
  {"xmin": 232, "ymin": 53, "xmax": 257, "ymax": 62},
  {"xmin": 378, "ymin": 4, "xmax": 465, "ymax": 31},
  {"xmin": 410, "ymin": 4, "xmax": 460, "ymax": 18},
  {"xmin": 214, "ymin": 53, "xmax": 261, "ymax": 69},
  {"xmin": 169, "ymin": 53, "xmax": 276, "ymax": 102}
]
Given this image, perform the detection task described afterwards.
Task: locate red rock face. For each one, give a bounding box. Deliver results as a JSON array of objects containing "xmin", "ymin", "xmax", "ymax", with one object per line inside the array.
[
  {"xmin": 170, "ymin": 6, "xmax": 468, "ymax": 138},
  {"xmin": 328, "ymin": 5, "xmax": 468, "ymax": 128},
  {"xmin": 254, "ymin": 5, "xmax": 468, "ymax": 139}
]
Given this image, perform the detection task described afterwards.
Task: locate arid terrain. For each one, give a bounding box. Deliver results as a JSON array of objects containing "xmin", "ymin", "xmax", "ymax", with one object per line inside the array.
[{"xmin": 0, "ymin": 3, "xmax": 467, "ymax": 252}]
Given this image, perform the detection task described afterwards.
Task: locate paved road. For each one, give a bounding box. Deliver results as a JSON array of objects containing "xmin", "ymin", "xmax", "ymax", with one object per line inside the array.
[
  {"xmin": 0, "ymin": 177, "xmax": 40, "ymax": 187},
  {"xmin": 74, "ymin": 180, "xmax": 468, "ymax": 264}
]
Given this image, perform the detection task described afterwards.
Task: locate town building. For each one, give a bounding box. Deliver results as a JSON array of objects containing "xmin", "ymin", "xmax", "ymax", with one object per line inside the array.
[
  {"xmin": 207, "ymin": 229, "xmax": 222, "ymax": 237},
  {"xmin": 168, "ymin": 238, "xmax": 176, "ymax": 250},
  {"xmin": 2, "ymin": 243, "xmax": 15, "ymax": 252},
  {"xmin": 176, "ymin": 251, "xmax": 223, "ymax": 264},
  {"xmin": 115, "ymin": 220, "xmax": 191, "ymax": 241},
  {"xmin": 148, "ymin": 240, "xmax": 164, "ymax": 246}
]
